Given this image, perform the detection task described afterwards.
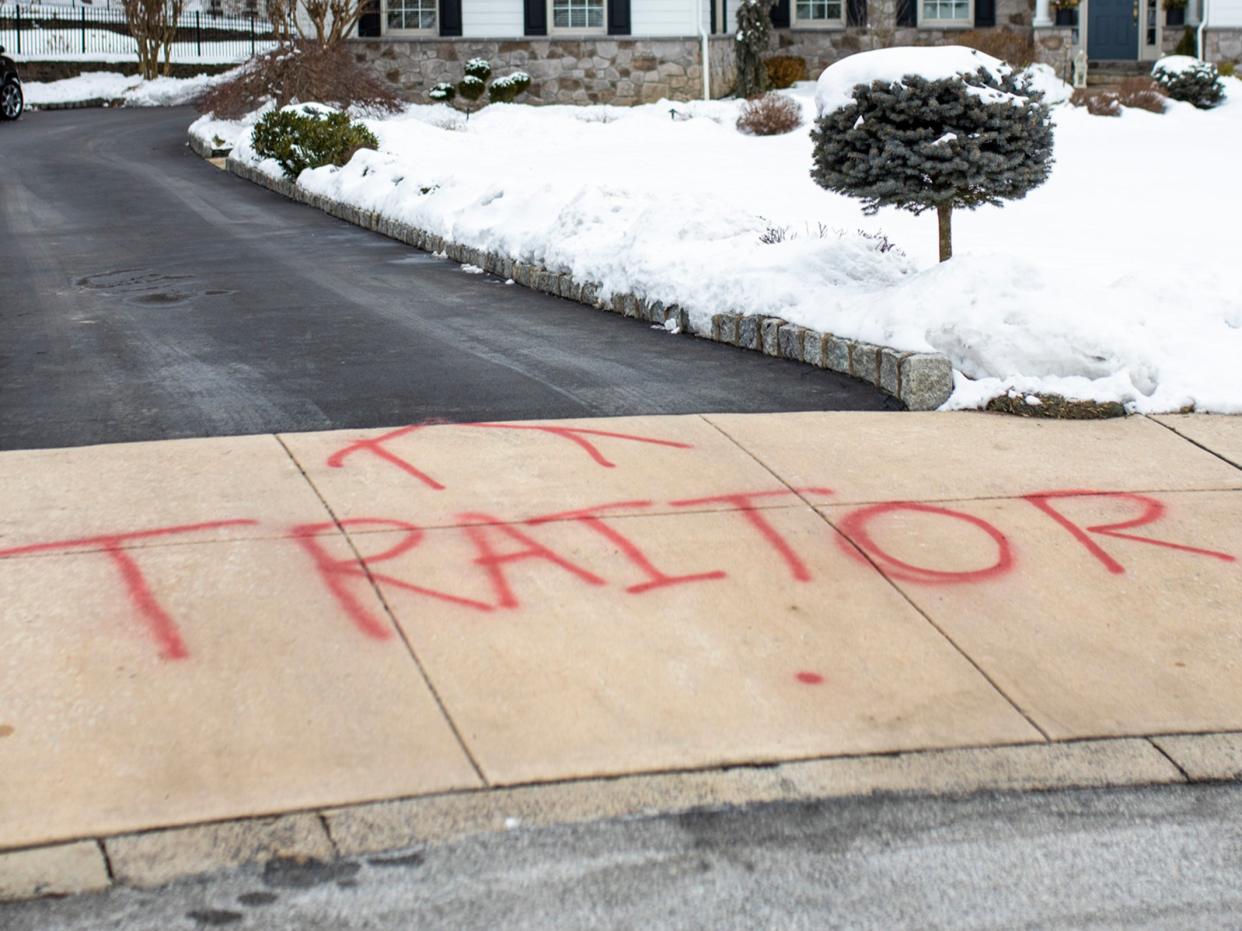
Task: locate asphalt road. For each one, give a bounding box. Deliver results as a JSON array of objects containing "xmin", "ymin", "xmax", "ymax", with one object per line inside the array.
[
  {"xmin": 6, "ymin": 782, "xmax": 1242, "ymax": 930},
  {"xmin": 0, "ymin": 106, "xmax": 896, "ymax": 451}
]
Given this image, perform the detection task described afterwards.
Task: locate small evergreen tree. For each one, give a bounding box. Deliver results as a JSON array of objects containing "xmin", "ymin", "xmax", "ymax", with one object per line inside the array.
[
  {"xmin": 1152, "ymin": 56, "xmax": 1226, "ymax": 109},
  {"xmin": 735, "ymin": 0, "xmax": 774, "ymax": 98},
  {"xmin": 811, "ymin": 63, "xmax": 1054, "ymax": 262},
  {"xmin": 458, "ymin": 58, "xmax": 491, "ymax": 118}
]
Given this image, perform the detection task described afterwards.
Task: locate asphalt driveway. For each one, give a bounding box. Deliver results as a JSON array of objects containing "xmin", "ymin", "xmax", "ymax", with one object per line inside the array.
[{"xmin": 0, "ymin": 106, "xmax": 896, "ymax": 451}]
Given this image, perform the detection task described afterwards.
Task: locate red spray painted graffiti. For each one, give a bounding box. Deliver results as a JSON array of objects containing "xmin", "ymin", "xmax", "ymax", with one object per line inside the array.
[
  {"xmin": 836, "ymin": 501, "xmax": 1015, "ymax": 585},
  {"xmin": 326, "ymin": 422, "xmax": 695, "ymax": 490},
  {"xmin": 0, "ymin": 520, "xmax": 257, "ymax": 660},
  {"xmin": 1022, "ymin": 490, "xmax": 1236, "ymax": 574}
]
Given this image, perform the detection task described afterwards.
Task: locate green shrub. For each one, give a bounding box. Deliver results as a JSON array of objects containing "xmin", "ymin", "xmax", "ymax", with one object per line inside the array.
[
  {"xmin": 489, "ymin": 70, "xmax": 531, "ymax": 103},
  {"xmin": 735, "ymin": 0, "xmax": 773, "ymax": 97},
  {"xmin": 429, "ymin": 81, "xmax": 456, "ymax": 102},
  {"xmin": 764, "ymin": 55, "xmax": 808, "ymax": 90},
  {"xmin": 1152, "ymin": 56, "xmax": 1226, "ymax": 109},
  {"xmin": 251, "ymin": 105, "xmax": 379, "ymax": 180},
  {"xmin": 1220, "ymin": 61, "xmax": 1238, "ymax": 78}
]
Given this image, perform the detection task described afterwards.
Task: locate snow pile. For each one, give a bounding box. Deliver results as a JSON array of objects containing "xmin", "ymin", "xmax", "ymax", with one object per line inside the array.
[
  {"xmin": 24, "ymin": 68, "xmax": 236, "ymax": 107},
  {"xmin": 815, "ymin": 46, "xmax": 1017, "ymax": 115},
  {"xmin": 1019, "ymin": 63, "xmax": 1073, "ymax": 105},
  {"xmin": 221, "ymin": 76, "xmax": 1242, "ymax": 413}
]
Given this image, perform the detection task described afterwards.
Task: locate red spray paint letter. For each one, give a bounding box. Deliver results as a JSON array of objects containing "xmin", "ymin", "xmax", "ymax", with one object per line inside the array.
[
  {"xmin": 526, "ymin": 500, "xmax": 726, "ymax": 594},
  {"xmin": 326, "ymin": 421, "xmax": 694, "ymax": 491},
  {"xmin": 1023, "ymin": 490, "xmax": 1236, "ymax": 574},
  {"xmin": 0, "ymin": 519, "xmax": 258, "ymax": 660},
  {"xmin": 293, "ymin": 518, "xmax": 493, "ymax": 639},
  {"xmin": 668, "ymin": 488, "xmax": 833, "ymax": 582},
  {"xmin": 837, "ymin": 501, "xmax": 1014, "ymax": 585},
  {"xmin": 458, "ymin": 514, "xmax": 607, "ymax": 608}
]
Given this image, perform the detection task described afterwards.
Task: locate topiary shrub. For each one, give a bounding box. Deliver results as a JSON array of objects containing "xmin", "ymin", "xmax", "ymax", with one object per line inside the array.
[
  {"xmin": 1174, "ymin": 27, "xmax": 1196, "ymax": 56},
  {"xmin": 1152, "ymin": 55, "xmax": 1226, "ymax": 109},
  {"xmin": 429, "ymin": 81, "xmax": 456, "ymax": 103},
  {"xmin": 488, "ymin": 70, "xmax": 532, "ymax": 103},
  {"xmin": 764, "ymin": 55, "xmax": 808, "ymax": 90},
  {"xmin": 737, "ymin": 92, "xmax": 803, "ymax": 134},
  {"xmin": 735, "ymin": 0, "xmax": 774, "ymax": 98},
  {"xmin": 251, "ymin": 104, "xmax": 379, "ymax": 180},
  {"xmin": 811, "ymin": 47, "xmax": 1054, "ymax": 262}
]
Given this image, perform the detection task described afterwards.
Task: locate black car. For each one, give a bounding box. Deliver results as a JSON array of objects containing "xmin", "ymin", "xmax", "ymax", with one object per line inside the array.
[{"xmin": 1, "ymin": 47, "xmax": 23, "ymax": 121}]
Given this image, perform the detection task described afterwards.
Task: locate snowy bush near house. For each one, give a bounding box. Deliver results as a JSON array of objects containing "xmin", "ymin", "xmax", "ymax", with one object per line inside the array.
[
  {"xmin": 811, "ymin": 46, "xmax": 1055, "ymax": 262},
  {"xmin": 250, "ymin": 104, "xmax": 379, "ymax": 180},
  {"xmin": 736, "ymin": 92, "xmax": 802, "ymax": 135},
  {"xmin": 429, "ymin": 82, "xmax": 456, "ymax": 102},
  {"xmin": 489, "ymin": 71, "xmax": 532, "ymax": 104},
  {"xmin": 1152, "ymin": 56, "xmax": 1225, "ymax": 109},
  {"xmin": 1018, "ymin": 63, "xmax": 1072, "ymax": 106}
]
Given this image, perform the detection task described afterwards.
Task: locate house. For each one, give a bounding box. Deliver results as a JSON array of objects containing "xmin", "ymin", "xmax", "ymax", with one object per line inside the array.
[{"xmin": 344, "ymin": 0, "xmax": 1239, "ymax": 104}]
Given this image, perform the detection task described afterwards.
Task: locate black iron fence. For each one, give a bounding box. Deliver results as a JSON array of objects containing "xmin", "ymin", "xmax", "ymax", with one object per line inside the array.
[{"xmin": 0, "ymin": 4, "xmax": 277, "ymax": 62}]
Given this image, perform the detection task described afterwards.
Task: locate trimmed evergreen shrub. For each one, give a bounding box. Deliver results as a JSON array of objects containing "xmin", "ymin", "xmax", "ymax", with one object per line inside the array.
[
  {"xmin": 429, "ymin": 81, "xmax": 456, "ymax": 102},
  {"xmin": 251, "ymin": 105, "xmax": 379, "ymax": 180},
  {"xmin": 1152, "ymin": 56, "xmax": 1226, "ymax": 109},
  {"xmin": 737, "ymin": 92, "xmax": 803, "ymax": 134},
  {"xmin": 735, "ymin": 0, "xmax": 774, "ymax": 98},
  {"xmin": 488, "ymin": 70, "xmax": 532, "ymax": 103},
  {"xmin": 811, "ymin": 65, "xmax": 1054, "ymax": 262},
  {"xmin": 764, "ymin": 55, "xmax": 808, "ymax": 90},
  {"xmin": 1174, "ymin": 27, "xmax": 1196, "ymax": 56}
]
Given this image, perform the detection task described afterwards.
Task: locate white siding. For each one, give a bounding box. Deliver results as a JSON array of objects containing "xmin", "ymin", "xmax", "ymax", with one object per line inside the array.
[
  {"xmin": 462, "ymin": 0, "xmax": 525, "ymax": 36},
  {"xmin": 631, "ymin": 0, "xmax": 712, "ymax": 35},
  {"xmin": 1209, "ymin": 0, "xmax": 1242, "ymax": 26}
]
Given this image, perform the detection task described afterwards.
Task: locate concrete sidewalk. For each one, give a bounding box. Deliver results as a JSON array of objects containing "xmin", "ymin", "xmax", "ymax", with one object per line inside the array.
[{"xmin": 2, "ymin": 411, "xmax": 1241, "ymax": 899}]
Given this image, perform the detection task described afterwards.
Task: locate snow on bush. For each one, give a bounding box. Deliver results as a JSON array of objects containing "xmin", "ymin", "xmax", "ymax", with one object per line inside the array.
[
  {"xmin": 250, "ymin": 104, "xmax": 378, "ymax": 179},
  {"xmin": 1152, "ymin": 55, "xmax": 1226, "ymax": 109},
  {"xmin": 224, "ymin": 81, "xmax": 1242, "ymax": 414},
  {"xmin": 811, "ymin": 47, "xmax": 1054, "ymax": 262},
  {"xmin": 1019, "ymin": 63, "xmax": 1072, "ymax": 106}
]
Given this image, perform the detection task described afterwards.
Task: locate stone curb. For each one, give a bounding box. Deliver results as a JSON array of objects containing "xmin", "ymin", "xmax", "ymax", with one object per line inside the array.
[
  {"xmin": 5, "ymin": 731, "xmax": 1241, "ymax": 901},
  {"xmin": 186, "ymin": 132, "xmax": 231, "ymax": 160},
  {"xmin": 220, "ymin": 152, "xmax": 955, "ymax": 411},
  {"xmin": 29, "ymin": 97, "xmax": 124, "ymax": 111}
]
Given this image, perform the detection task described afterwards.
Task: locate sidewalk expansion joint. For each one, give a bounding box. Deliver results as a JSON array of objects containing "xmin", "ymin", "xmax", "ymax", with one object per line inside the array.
[
  {"xmin": 272, "ymin": 434, "xmax": 490, "ymax": 789},
  {"xmin": 1145, "ymin": 415, "xmax": 1242, "ymax": 473}
]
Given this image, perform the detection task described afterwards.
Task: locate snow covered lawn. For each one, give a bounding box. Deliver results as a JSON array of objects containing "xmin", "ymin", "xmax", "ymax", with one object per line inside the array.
[
  {"xmin": 211, "ymin": 70, "xmax": 1242, "ymax": 413},
  {"xmin": 24, "ymin": 69, "xmax": 235, "ymax": 107}
]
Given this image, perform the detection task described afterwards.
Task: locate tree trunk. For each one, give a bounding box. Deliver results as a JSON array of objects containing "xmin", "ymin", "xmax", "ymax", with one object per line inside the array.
[{"xmin": 937, "ymin": 203, "xmax": 952, "ymax": 263}]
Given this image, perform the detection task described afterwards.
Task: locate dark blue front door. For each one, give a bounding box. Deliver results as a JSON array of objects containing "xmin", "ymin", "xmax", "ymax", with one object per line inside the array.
[{"xmin": 1088, "ymin": 0, "xmax": 1139, "ymax": 59}]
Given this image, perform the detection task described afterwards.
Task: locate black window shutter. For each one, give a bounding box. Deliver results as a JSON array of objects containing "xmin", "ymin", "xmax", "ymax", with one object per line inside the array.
[
  {"xmin": 895, "ymin": 0, "xmax": 916, "ymax": 25},
  {"xmin": 846, "ymin": 0, "xmax": 866, "ymax": 25},
  {"xmin": 710, "ymin": 0, "xmax": 716, "ymax": 32},
  {"xmin": 973, "ymin": 0, "xmax": 994, "ymax": 26},
  {"xmin": 440, "ymin": 0, "xmax": 462, "ymax": 34},
  {"xmin": 608, "ymin": 0, "xmax": 631, "ymax": 34},
  {"xmin": 523, "ymin": 0, "xmax": 546, "ymax": 33},
  {"xmin": 770, "ymin": 0, "xmax": 790, "ymax": 27},
  {"xmin": 358, "ymin": 0, "xmax": 381, "ymax": 35}
]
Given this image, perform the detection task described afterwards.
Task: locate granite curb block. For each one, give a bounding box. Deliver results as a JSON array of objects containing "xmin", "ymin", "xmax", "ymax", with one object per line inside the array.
[
  {"xmin": 220, "ymin": 152, "xmax": 955, "ymax": 411},
  {"xmin": 8, "ymin": 732, "xmax": 1241, "ymax": 902},
  {"xmin": 187, "ymin": 132, "xmax": 232, "ymax": 159}
]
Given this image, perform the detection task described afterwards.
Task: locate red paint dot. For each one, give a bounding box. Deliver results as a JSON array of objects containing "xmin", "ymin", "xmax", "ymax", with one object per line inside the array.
[{"xmin": 795, "ymin": 671, "xmax": 824, "ymax": 685}]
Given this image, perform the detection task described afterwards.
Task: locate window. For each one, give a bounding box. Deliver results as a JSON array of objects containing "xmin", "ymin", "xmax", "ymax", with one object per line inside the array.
[
  {"xmin": 796, "ymin": 0, "xmax": 843, "ymax": 22},
  {"xmin": 921, "ymin": 0, "xmax": 970, "ymax": 21},
  {"xmin": 386, "ymin": 0, "xmax": 436, "ymax": 31},
  {"xmin": 552, "ymin": 0, "xmax": 604, "ymax": 30}
]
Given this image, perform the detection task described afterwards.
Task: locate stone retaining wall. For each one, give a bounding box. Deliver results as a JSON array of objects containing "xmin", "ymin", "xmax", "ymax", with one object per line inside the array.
[
  {"xmin": 222, "ymin": 155, "xmax": 955, "ymax": 410},
  {"xmin": 354, "ymin": 36, "xmax": 738, "ymax": 105},
  {"xmin": 15, "ymin": 59, "xmax": 236, "ymax": 83}
]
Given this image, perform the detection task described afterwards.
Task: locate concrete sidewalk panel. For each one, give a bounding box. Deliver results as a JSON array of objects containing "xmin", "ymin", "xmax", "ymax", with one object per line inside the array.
[
  {"xmin": 278, "ymin": 415, "xmax": 789, "ymax": 530},
  {"xmin": 356, "ymin": 507, "xmax": 1041, "ymax": 785},
  {"xmin": 822, "ymin": 491, "xmax": 1242, "ymax": 739},
  {"xmin": 105, "ymin": 814, "xmax": 333, "ymax": 888},
  {"xmin": 1151, "ymin": 733, "xmax": 1242, "ymax": 781},
  {"xmin": 1152, "ymin": 415, "xmax": 1242, "ymax": 469},
  {"xmin": 0, "ymin": 535, "xmax": 480, "ymax": 851},
  {"xmin": 706, "ymin": 412, "xmax": 1242, "ymax": 505},
  {"xmin": 0, "ymin": 842, "xmax": 110, "ymax": 902},
  {"xmin": 0, "ymin": 434, "xmax": 333, "ymax": 556}
]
